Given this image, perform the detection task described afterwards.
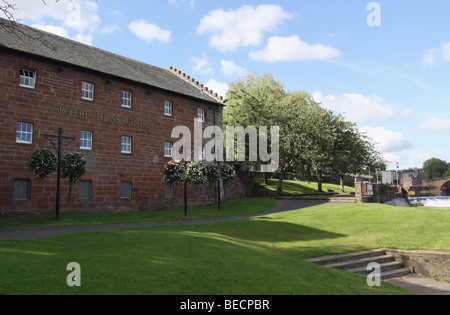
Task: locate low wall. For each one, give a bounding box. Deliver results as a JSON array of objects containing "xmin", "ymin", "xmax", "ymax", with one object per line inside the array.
[
  {"xmin": 385, "ymin": 249, "xmax": 450, "ymax": 283},
  {"xmin": 223, "ymin": 171, "xmax": 255, "ymax": 201},
  {"xmin": 355, "ymin": 182, "xmax": 403, "ymax": 204}
]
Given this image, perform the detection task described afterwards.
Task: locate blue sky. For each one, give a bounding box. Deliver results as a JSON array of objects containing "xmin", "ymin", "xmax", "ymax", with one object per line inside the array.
[{"xmin": 9, "ymin": 0, "xmax": 450, "ymax": 170}]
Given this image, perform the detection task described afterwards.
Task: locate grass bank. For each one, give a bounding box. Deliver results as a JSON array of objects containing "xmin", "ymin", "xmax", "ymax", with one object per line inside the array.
[
  {"xmin": 1, "ymin": 201, "xmax": 448, "ymax": 295},
  {"xmin": 0, "ymin": 198, "xmax": 278, "ymax": 228},
  {"xmin": 255, "ymin": 179, "xmax": 355, "ymax": 195}
]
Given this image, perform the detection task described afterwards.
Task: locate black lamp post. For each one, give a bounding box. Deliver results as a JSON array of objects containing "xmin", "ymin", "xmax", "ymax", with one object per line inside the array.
[
  {"xmin": 208, "ymin": 106, "xmax": 221, "ymax": 210},
  {"xmin": 44, "ymin": 127, "xmax": 75, "ymax": 221}
]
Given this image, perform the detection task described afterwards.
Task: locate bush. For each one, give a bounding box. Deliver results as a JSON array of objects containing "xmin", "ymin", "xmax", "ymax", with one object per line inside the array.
[
  {"xmin": 28, "ymin": 149, "xmax": 58, "ymax": 179},
  {"xmin": 220, "ymin": 164, "xmax": 236, "ymax": 182},
  {"xmin": 205, "ymin": 164, "xmax": 221, "ymax": 182},
  {"xmin": 62, "ymin": 152, "xmax": 87, "ymax": 202},
  {"xmin": 186, "ymin": 162, "xmax": 207, "ymax": 185},
  {"xmin": 164, "ymin": 160, "xmax": 186, "ymax": 183}
]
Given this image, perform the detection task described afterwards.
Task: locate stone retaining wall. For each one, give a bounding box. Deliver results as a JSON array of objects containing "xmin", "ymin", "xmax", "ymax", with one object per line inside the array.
[{"xmin": 385, "ymin": 249, "xmax": 450, "ymax": 283}]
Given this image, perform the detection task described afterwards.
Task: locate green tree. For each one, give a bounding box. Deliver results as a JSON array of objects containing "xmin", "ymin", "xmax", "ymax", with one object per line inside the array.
[
  {"xmin": 224, "ymin": 73, "xmax": 286, "ymax": 184},
  {"xmin": 329, "ymin": 117, "xmax": 379, "ymax": 193},
  {"xmin": 423, "ymin": 158, "xmax": 448, "ymax": 179}
]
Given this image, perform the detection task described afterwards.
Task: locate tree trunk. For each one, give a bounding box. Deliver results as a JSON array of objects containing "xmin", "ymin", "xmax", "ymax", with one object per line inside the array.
[
  {"xmin": 262, "ymin": 172, "xmax": 268, "ymax": 185},
  {"xmin": 277, "ymin": 169, "xmax": 286, "ymax": 194},
  {"xmin": 340, "ymin": 176, "xmax": 345, "ymax": 193},
  {"xmin": 317, "ymin": 172, "xmax": 323, "ymax": 192}
]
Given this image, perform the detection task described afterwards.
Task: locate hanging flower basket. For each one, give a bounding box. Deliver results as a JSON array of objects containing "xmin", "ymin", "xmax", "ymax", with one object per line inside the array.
[
  {"xmin": 205, "ymin": 164, "xmax": 221, "ymax": 182},
  {"xmin": 28, "ymin": 149, "xmax": 58, "ymax": 180},
  {"xmin": 186, "ymin": 161, "xmax": 207, "ymax": 185},
  {"xmin": 164, "ymin": 160, "xmax": 187, "ymax": 183},
  {"xmin": 220, "ymin": 164, "xmax": 236, "ymax": 182},
  {"xmin": 62, "ymin": 152, "xmax": 87, "ymax": 202}
]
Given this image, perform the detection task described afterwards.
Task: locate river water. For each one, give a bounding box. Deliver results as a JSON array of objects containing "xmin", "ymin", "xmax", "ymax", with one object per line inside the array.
[{"xmin": 409, "ymin": 196, "xmax": 450, "ymax": 208}]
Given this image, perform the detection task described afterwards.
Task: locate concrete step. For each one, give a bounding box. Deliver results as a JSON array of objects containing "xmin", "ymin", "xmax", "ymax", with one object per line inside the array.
[
  {"xmin": 305, "ymin": 249, "xmax": 411, "ymax": 280},
  {"xmin": 305, "ymin": 249, "xmax": 387, "ymax": 266}
]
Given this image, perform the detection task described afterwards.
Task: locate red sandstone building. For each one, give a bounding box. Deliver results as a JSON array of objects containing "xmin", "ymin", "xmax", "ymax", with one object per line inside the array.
[{"xmin": 0, "ymin": 20, "xmax": 227, "ymax": 215}]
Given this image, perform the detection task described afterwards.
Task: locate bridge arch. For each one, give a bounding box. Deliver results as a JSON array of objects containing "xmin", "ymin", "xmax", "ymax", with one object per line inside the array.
[
  {"xmin": 440, "ymin": 180, "xmax": 450, "ymax": 196},
  {"xmin": 423, "ymin": 177, "xmax": 450, "ymax": 196}
]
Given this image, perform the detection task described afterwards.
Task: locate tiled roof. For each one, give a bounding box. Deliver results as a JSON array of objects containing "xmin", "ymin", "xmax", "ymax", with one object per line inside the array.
[{"xmin": 0, "ymin": 19, "xmax": 224, "ymax": 105}]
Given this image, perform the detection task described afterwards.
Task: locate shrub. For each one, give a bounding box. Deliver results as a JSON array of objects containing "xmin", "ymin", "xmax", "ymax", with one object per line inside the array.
[
  {"xmin": 62, "ymin": 152, "xmax": 87, "ymax": 202},
  {"xmin": 220, "ymin": 164, "xmax": 236, "ymax": 182},
  {"xmin": 186, "ymin": 162, "xmax": 207, "ymax": 185},
  {"xmin": 164, "ymin": 160, "xmax": 187, "ymax": 183},
  {"xmin": 28, "ymin": 149, "xmax": 58, "ymax": 179}
]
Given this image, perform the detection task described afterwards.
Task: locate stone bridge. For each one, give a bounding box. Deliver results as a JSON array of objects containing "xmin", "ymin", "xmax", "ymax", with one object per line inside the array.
[{"xmin": 423, "ymin": 177, "xmax": 450, "ymax": 196}]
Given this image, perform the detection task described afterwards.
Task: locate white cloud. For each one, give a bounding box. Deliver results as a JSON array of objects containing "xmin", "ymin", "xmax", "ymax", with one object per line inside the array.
[
  {"xmin": 31, "ymin": 24, "xmax": 70, "ymax": 38},
  {"xmin": 383, "ymin": 151, "xmax": 432, "ymax": 170},
  {"xmin": 204, "ymin": 79, "xmax": 229, "ymax": 99},
  {"xmin": 197, "ymin": 4, "xmax": 293, "ymax": 52},
  {"xmin": 32, "ymin": 23, "xmax": 92, "ymax": 45},
  {"xmin": 249, "ymin": 35, "xmax": 341, "ymax": 62},
  {"xmin": 190, "ymin": 54, "xmax": 214, "ymax": 76},
  {"xmin": 128, "ymin": 20, "xmax": 172, "ymax": 43},
  {"xmin": 74, "ymin": 33, "xmax": 93, "ymax": 45},
  {"xmin": 13, "ymin": 0, "xmax": 99, "ymax": 44},
  {"xmin": 313, "ymin": 92, "xmax": 410, "ymax": 124},
  {"xmin": 220, "ymin": 60, "xmax": 248, "ymax": 77},
  {"xmin": 100, "ymin": 25, "xmax": 121, "ymax": 35},
  {"xmin": 420, "ymin": 117, "xmax": 450, "ymax": 132},
  {"xmin": 423, "ymin": 42, "xmax": 450, "ymax": 66},
  {"xmin": 360, "ymin": 126, "xmax": 413, "ymax": 153},
  {"xmin": 168, "ymin": 0, "xmax": 196, "ymax": 8}
]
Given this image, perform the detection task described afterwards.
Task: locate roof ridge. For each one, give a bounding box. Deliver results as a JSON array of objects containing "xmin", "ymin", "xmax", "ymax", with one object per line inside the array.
[{"xmin": 167, "ymin": 66, "xmax": 226, "ymax": 104}]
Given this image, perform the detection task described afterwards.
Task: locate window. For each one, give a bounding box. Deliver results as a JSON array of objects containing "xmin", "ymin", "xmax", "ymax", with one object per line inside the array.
[
  {"xmin": 16, "ymin": 122, "xmax": 33, "ymax": 144},
  {"xmin": 82, "ymin": 81, "xmax": 94, "ymax": 100},
  {"xmin": 164, "ymin": 101, "xmax": 173, "ymax": 116},
  {"xmin": 198, "ymin": 184, "xmax": 206, "ymax": 197},
  {"xmin": 164, "ymin": 142, "xmax": 172, "ymax": 157},
  {"xmin": 122, "ymin": 91, "xmax": 132, "ymax": 108},
  {"xmin": 13, "ymin": 179, "xmax": 31, "ymax": 201},
  {"xmin": 198, "ymin": 146, "xmax": 205, "ymax": 161},
  {"xmin": 197, "ymin": 108, "xmax": 205, "ymax": 122},
  {"xmin": 164, "ymin": 183, "xmax": 173, "ymax": 199},
  {"xmin": 79, "ymin": 180, "xmax": 92, "ymax": 200},
  {"xmin": 20, "ymin": 68, "xmax": 36, "ymax": 88},
  {"xmin": 80, "ymin": 131, "xmax": 93, "ymax": 150},
  {"xmin": 121, "ymin": 136, "xmax": 132, "ymax": 154},
  {"xmin": 121, "ymin": 181, "xmax": 132, "ymax": 199}
]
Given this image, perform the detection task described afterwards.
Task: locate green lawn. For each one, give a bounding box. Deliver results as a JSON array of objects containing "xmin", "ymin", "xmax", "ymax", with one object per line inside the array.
[
  {"xmin": 255, "ymin": 179, "xmax": 355, "ymax": 195},
  {"xmin": 1, "ymin": 200, "xmax": 449, "ymax": 295},
  {"xmin": 0, "ymin": 198, "xmax": 278, "ymax": 228}
]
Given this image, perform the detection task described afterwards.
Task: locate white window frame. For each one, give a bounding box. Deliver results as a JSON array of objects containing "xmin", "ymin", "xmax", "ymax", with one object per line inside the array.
[
  {"xmin": 164, "ymin": 101, "xmax": 173, "ymax": 116},
  {"xmin": 198, "ymin": 146, "xmax": 205, "ymax": 161},
  {"xmin": 121, "ymin": 136, "xmax": 132, "ymax": 154},
  {"xmin": 164, "ymin": 142, "xmax": 172, "ymax": 157},
  {"xmin": 20, "ymin": 68, "xmax": 36, "ymax": 89},
  {"xmin": 197, "ymin": 108, "xmax": 205, "ymax": 122},
  {"xmin": 80, "ymin": 131, "xmax": 93, "ymax": 150},
  {"xmin": 82, "ymin": 81, "xmax": 94, "ymax": 101},
  {"xmin": 122, "ymin": 91, "xmax": 132, "ymax": 108},
  {"xmin": 16, "ymin": 122, "xmax": 33, "ymax": 144}
]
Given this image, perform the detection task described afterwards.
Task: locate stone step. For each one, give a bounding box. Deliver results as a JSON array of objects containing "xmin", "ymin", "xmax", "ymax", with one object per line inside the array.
[
  {"xmin": 324, "ymin": 255, "xmax": 395, "ymax": 270},
  {"xmin": 305, "ymin": 249, "xmax": 387, "ymax": 266},
  {"xmin": 305, "ymin": 249, "xmax": 411, "ymax": 280}
]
